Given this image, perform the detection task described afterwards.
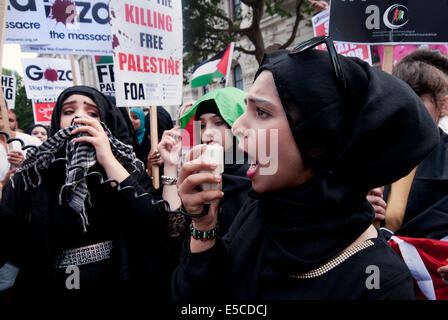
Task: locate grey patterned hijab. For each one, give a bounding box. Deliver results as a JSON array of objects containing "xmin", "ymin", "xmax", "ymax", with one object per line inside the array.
[
  {"xmin": 15, "ymin": 120, "xmax": 144, "ymax": 232},
  {"xmin": 14, "ymin": 86, "xmax": 144, "ymax": 232}
]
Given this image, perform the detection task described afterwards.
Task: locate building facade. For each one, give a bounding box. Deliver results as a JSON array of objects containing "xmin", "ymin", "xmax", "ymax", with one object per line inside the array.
[{"xmin": 182, "ymin": 0, "xmax": 314, "ymax": 103}]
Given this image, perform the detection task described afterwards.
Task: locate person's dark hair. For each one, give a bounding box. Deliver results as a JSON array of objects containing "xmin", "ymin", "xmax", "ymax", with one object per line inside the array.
[
  {"xmin": 393, "ymin": 59, "xmax": 448, "ymax": 111},
  {"xmin": 27, "ymin": 124, "xmax": 50, "ymax": 136},
  {"xmin": 400, "ymin": 49, "xmax": 448, "ymax": 75}
]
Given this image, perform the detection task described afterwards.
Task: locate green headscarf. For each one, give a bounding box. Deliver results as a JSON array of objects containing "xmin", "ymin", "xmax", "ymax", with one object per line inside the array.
[{"xmin": 179, "ymin": 87, "xmax": 246, "ymax": 129}]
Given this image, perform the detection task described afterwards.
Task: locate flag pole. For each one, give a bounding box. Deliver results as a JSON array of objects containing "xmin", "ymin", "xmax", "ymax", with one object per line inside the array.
[
  {"xmin": 224, "ymin": 42, "xmax": 235, "ymax": 87},
  {"xmin": 150, "ymin": 105, "xmax": 160, "ymax": 189},
  {"xmin": 373, "ymin": 44, "xmax": 395, "ymax": 229},
  {"xmin": 0, "ymin": 0, "xmax": 12, "ymax": 141},
  {"xmin": 382, "ymin": 45, "xmax": 394, "ymax": 74}
]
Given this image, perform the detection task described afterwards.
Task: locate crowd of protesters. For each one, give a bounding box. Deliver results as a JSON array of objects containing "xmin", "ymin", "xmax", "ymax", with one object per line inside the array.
[{"xmin": 0, "ymin": 3, "xmax": 448, "ymax": 303}]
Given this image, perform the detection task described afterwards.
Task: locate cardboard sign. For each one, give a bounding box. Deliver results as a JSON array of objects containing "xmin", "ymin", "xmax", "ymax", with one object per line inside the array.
[
  {"xmin": 110, "ymin": 0, "xmax": 183, "ymax": 107},
  {"xmin": 5, "ymin": 0, "xmax": 51, "ymax": 44},
  {"xmin": 329, "ymin": 0, "xmax": 448, "ymax": 44},
  {"xmin": 32, "ymin": 97, "xmax": 56, "ymax": 125},
  {"xmin": 1, "ymin": 75, "xmax": 16, "ymax": 109},
  {"xmin": 21, "ymin": 57, "xmax": 81, "ymax": 99},
  {"xmin": 21, "ymin": 0, "xmax": 112, "ymax": 55},
  {"xmin": 92, "ymin": 55, "xmax": 115, "ymax": 95},
  {"xmin": 312, "ymin": 9, "xmax": 372, "ymax": 65}
]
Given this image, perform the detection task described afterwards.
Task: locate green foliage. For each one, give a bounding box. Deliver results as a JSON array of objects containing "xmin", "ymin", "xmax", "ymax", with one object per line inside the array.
[
  {"xmin": 14, "ymin": 85, "xmax": 33, "ymax": 131},
  {"xmin": 182, "ymin": 0, "xmax": 311, "ymax": 84},
  {"xmin": 265, "ymin": 0, "xmax": 292, "ymax": 18},
  {"xmin": 2, "ymin": 68, "xmax": 33, "ymax": 131},
  {"xmin": 182, "ymin": 0, "xmax": 235, "ymax": 75}
]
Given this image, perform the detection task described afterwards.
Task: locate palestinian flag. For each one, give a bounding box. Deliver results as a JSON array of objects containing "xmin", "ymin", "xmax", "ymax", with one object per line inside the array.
[
  {"xmin": 191, "ymin": 43, "xmax": 234, "ymax": 88},
  {"xmin": 389, "ymin": 236, "xmax": 448, "ymax": 300},
  {"xmin": 94, "ymin": 56, "xmax": 113, "ymax": 64}
]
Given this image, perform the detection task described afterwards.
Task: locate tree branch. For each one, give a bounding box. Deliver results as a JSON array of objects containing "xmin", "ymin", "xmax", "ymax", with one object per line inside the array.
[
  {"xmin": 235, "ymin": 46, "xmax": 256, "ymax": 55},
  {"xmin": 279, "ymin": 0, "xmax": 305, "ymax": 49}
]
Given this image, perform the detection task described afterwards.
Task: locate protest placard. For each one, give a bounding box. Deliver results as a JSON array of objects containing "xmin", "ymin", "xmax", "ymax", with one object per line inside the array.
[
  {"xmin": 110, "ymin": 0, "xmax": 183, "ymax": 107},
  {"xmin": 312, "ymin": 9, "xmax": 372, "ymax": 65},
  {"xmin": 0, "ymin": 0, "xmax": 11, "ymax": 136},
  {"xmin": 32, "ymin": 97, "xmax": 56, "ymax": 125},
  {"xmin": 92, "ymin": 55, "xmax": 115, "ymax": 95},
  {"xmin": 20, "ymin": 0, "xmax": 112, "ymax": 55},
  {"xmin": 1, "ymin": 74, "xmax": 16, "ymax": 109},
  {"xmin": 21, "ymin": 57, "xmax": 81, "ymax": 99},
  {"xmin": 329, "ymin": 0, "xmax": 448, "ymax": 44},
  {"xmin": 5, "ymin": 0, "xmax": 50, "ymax": 44}
]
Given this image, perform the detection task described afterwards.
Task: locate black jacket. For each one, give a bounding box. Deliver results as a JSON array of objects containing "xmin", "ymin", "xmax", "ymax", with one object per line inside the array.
[
  {"xmin": 383, "ymin": 130, "xmax": 448, "ymax": 239},
  {"xmin": 0, "ymin": 161, "xmax": 169, "ymax": 303},
  {"xmin": 165, "ymin": 162, "xmax": 252, "ymax": 288},
  {"xmin": 172, "ymin": 197, "xmax": 415, "ymax": 300}
]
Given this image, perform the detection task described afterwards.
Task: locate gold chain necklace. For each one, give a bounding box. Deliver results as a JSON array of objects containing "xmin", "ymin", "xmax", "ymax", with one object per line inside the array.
[{"xmin": 290, "ymin": 239, "xmax": 375, "ymax": 279}]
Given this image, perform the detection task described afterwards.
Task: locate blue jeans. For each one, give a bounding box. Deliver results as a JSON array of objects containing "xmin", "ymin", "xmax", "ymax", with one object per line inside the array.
[{"xmin": 0, "ymin": 262, "xmax": 19, "ymax": 291}]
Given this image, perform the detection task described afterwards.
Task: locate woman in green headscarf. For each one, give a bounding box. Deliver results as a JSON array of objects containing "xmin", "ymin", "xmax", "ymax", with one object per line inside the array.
[{"xmin": 158, "ymin": 88, "xmax": 252, "ymax": 275}]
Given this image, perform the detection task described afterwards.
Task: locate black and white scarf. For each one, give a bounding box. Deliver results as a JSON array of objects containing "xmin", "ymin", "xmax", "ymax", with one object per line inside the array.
[{"xmin": 15, "ymin": 121, "xmax": 144, "ymax": 232}]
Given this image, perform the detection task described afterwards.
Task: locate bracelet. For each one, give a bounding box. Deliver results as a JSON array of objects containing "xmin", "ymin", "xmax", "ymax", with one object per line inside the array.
[
  {"xmin": 180, "ymin": 203, "xmax": 210, "ymax": 218},
  {"xmin": 190, "ymin": 222, "xmax": 218, "ymax": 241},
  {"xmin": 161, "ymin": 175, "xmax": 178, "ymax": 185}
]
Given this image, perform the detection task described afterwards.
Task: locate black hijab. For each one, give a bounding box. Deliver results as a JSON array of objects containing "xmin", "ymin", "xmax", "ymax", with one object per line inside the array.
[
  {"xmin": 249, "ymin": 48, "xmax": 440, "ymax": 275},
  {"xmin": 27, "ymin": 124, "xmax": 50, "ymax": 137},
  {"xmin": 50, "ymin": 86, "xmax": 134, "ymax": 146}
]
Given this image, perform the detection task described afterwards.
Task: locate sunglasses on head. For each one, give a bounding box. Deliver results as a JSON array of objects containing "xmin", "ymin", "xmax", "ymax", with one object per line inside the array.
[{"xmin": 289, "ymin": 36, "xmax": 348, "ymax": 101}]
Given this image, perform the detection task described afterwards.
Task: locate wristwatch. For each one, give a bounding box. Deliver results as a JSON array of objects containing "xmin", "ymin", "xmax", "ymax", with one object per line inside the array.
[{"xmin": 161, "ymin": 175, "xmax": 177, "ymax": 185}]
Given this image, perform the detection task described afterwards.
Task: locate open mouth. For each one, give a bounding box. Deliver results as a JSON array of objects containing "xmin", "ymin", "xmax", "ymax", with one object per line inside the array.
[
  {"xmin": 204, "ymin": 140, "xmax": 219, "ymax": 145},
  {"xmin": 246, "ymin": 163, "xmax": 258, "ymax": 178},
  {"xmin": 237, "ymin": 142, "xmax": 263, "ymax": 179}
]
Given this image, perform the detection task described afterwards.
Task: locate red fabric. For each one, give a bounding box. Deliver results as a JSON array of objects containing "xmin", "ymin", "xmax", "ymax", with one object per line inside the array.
[
  {"xmin": 389, "ymin": 236, "xmax": 448, "ymax": 300},
  {"xmin": 181, "ymin": 116, "xmax": 197, "ymax": 149},
  {"xmin": 216, "ymin": 44, "xmax": 232, "ymax": 76}
]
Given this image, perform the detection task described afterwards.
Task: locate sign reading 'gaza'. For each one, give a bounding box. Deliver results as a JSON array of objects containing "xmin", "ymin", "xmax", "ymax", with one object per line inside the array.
[
  {"xmin": 21, "ymin": 57, "xmax": 81, "ymax": 99},
  {"xmin": 6, "ymin": 0, "xmax": 51, "ymax": 44},
  {"xmin": 21, "ymin": 0, "xmax": 112, "ymax": 55},
  {"xmin": 329, "ymin": 0, "xmax": 448, "ymax": 44}
]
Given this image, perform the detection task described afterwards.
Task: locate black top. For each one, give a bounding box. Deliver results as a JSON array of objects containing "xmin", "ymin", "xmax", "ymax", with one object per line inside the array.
[
  {"xmin": 172, "ymin": 198, "xmax": 415, "ymax": 300},
  {"xmin": 164, "ymin": 162, "xmax": 251, "ymax": 287},
  {"xmin": 383, "ymin": 130, "xmax": 448, "ymax": 239},
  {"xmin": 0, "ymin": 160, "xmax": 169, "ymax": 302},
  {"xmin": 219, "ymin": 162, "xmax": 252, "ymax": 235}
]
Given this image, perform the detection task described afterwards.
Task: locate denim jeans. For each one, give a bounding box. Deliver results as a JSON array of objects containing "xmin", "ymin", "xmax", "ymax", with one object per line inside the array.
[{"xmin": 0, "ymin": 262, "xmax": 19, "ymax": 291}]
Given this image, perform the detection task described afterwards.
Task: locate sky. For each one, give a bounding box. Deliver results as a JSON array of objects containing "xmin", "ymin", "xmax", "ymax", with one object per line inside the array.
[{"xmin": 2, "ymin": 43, "xmax": 38, "ymax": 76}]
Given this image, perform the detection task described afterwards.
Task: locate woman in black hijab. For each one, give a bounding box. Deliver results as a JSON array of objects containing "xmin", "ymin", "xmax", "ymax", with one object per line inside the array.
[
  {"xmin": 172, "ymin": 38, "xmax": 440, "ymax": 300},
  {"xmin": 140, "ymin": 106, "xmax": 174, "ymax": 168},
  {"xmin": 381, "ymin": 50, "xmax": 448, "ymax": 239},
  {"xmin": 0, "ymin": 86, "xmax": 168, "ymax": 303},
  {"xmin": 27, "ymin": 124, "xmax": 50, "ymax": 143}
]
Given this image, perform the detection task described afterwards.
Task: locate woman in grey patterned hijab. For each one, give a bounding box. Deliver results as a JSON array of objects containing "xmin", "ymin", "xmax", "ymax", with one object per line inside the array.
[
  {"xmin": 16, "ymin": 86, "xmax": 145, "ymax": 232},
  {"xmin": 0, "ymin": 86, "xmax": 170, "ymax": 302}
]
